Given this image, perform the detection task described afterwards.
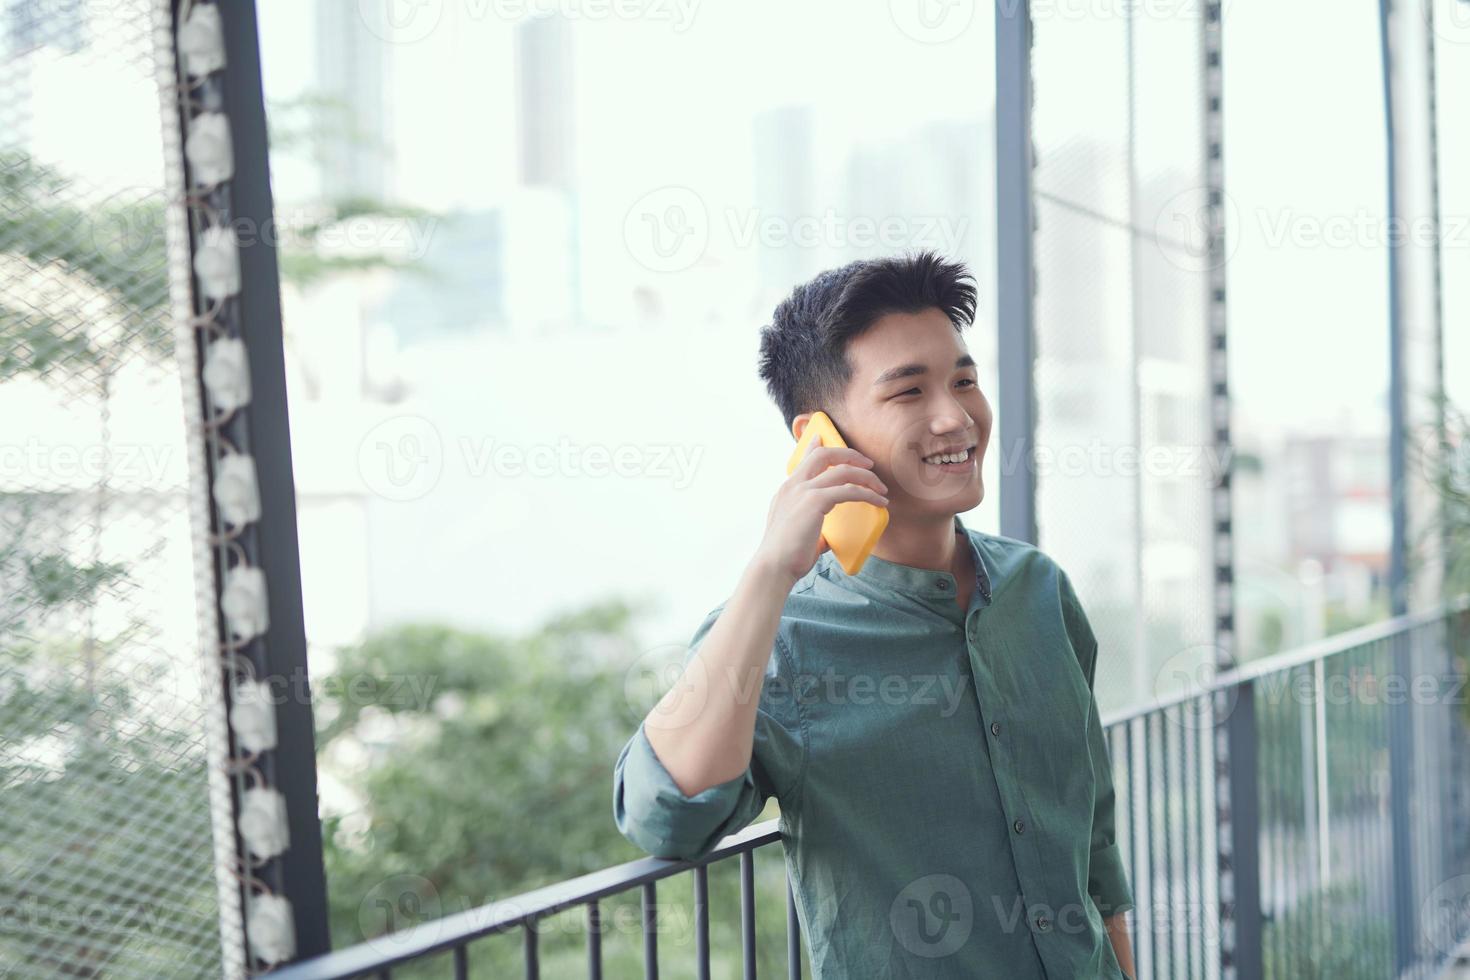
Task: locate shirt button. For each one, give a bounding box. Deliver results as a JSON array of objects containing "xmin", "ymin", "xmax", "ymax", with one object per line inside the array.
[
  {"xmin": 1035, "ymin": 915, "xmax": 1051, "ymax": 932},
  {"xmin": 1013, "ymin": 818, "xmax": 1025, "ymax": 834},
  {"xmin": 936, "ymin": 579, "xmax": 948, "ymax": 590},
  {"xmin": 990, "ymin": 721, "xmax": 1002, "ymax": 736}
]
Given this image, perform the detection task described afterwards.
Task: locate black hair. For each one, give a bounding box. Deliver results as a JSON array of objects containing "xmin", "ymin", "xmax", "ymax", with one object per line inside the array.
[{"xmin": 756, "ymin": 250, "xmax": 978, "ymax": 429}]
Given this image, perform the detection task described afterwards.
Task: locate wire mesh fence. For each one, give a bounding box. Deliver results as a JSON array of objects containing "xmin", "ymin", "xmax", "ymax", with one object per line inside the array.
[
  {"xmin": 0, "ymin": 1, "xmax": 225, "ymax": 976},
  {"xmin": 1030, "ymin": 0, "xmax": 1215, "ymax": 721}
]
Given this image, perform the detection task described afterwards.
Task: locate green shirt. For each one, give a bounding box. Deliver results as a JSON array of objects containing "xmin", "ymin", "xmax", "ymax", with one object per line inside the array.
[{"xmin": 612, "ymin": 514, "xmax": 1135, "ymax": 979}]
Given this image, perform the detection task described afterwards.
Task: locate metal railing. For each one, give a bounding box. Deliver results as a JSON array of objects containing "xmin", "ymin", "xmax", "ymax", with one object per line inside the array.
[{"xmin": 272, "ymin": 599, "xmax": 1470, "ymax": 980}]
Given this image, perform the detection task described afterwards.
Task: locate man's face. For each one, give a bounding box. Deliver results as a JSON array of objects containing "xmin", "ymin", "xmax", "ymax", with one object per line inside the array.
[{"xmin": 796, "ymin": 307, "xmax": 991, "ymax": 521}]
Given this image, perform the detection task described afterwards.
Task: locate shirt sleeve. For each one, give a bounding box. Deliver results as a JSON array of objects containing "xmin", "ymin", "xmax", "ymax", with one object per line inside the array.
[
  {"xmin": 1059, "ymin": 568, "xmax": 1136, "ymax": 919},
  {"xmin": 611, "ymin": 605, "xmax": 805, "ymax": 862}
]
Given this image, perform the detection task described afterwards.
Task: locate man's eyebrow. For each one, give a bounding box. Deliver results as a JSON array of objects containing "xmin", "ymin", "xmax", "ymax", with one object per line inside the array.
[{"xmin": 872, "ymin": 354, "xmax": 977, "ymax": 386}]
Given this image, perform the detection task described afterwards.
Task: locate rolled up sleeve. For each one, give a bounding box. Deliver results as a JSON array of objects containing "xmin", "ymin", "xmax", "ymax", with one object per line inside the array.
[
  {"xmin": 1084, "ymin": 689, "xmax": 1134, "ymax": 917},
  {"xmin": 1059, "ymin": 568, "xmax": 1136, "ymax": 918},
  {"xmin": 613, "ymin": 718, "xmax": 772, "ymax": 861},
  {"xmin": 611, "ymin": 606, "xmax": 805, "ymax": 863}
]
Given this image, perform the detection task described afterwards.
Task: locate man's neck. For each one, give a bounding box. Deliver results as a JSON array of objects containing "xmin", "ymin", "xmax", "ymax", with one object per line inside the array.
[{"xmin": 871, "ymin": 513, "xmax": 960, "ymax": 575}]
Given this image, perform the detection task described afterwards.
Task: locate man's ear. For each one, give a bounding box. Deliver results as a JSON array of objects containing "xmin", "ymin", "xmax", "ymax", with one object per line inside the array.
[{"xmin": 790, "ymin": 412, "xmax": 813, "ymax": 443}]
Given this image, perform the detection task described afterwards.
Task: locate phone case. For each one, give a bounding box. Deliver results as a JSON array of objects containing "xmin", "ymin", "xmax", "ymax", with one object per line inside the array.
[{"xmin": 785, "ymin": 411, "xmax": 889, "ymax": 575}]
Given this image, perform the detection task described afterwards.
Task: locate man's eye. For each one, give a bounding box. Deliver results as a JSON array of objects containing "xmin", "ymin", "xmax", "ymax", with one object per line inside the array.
[
  {"xmin": 897, "ymin": 387, "xmax": 920, "ymax": 397},
  {"xmin": 956, "ymin": 378, "xmax": 977, "ymax": 388}
]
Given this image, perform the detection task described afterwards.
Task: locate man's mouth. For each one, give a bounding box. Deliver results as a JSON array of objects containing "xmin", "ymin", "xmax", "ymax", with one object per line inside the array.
[{"xmin": 920, "ymin": 445, "xmax": 977, "ymax": 470}]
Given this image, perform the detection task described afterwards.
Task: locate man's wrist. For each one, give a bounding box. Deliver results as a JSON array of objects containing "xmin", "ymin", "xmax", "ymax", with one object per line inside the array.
[{"xmin": 743, "ymin": 550, "xmax": 801, "ymax": 594}]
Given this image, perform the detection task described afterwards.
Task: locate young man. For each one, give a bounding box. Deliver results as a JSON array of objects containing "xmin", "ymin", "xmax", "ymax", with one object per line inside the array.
[{"xmin": 612, "ymin": 251, "xmax": 1136, "ymax": 978}]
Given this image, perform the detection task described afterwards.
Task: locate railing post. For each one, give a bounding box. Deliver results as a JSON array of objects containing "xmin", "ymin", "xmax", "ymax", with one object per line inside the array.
[
  {"xmin": 1223, "ymin": 681, "xmax": 1263, "ymax": 979},
  {"xmin": 1388, "ymin": 629, "xmax": 1417, "ymax": 972}
]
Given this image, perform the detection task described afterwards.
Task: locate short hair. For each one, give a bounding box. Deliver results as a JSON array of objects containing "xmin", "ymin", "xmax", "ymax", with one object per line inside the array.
[{"xmin": 757, "ymin": 250, "xmax": 978, "ymax": 429}]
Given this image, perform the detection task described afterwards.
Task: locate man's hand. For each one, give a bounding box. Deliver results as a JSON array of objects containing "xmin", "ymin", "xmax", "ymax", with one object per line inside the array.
[
  {"xmin": 754, "ymin": 440, "xmax": 888, "ymax": 585},
  {"xmin": 1104, "ymin": 912, "xmax": 1135, "ymax": 978}
]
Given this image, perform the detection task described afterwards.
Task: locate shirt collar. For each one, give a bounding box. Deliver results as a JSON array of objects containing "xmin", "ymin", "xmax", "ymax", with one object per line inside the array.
[{"xmin": 828, "ymin": 513, "xmax": 994, "ymax": 606}]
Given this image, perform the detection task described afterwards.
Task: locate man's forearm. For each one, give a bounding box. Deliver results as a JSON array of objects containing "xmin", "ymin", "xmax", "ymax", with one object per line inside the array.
[
  {"xmin": 642, "ymin": 553, "xmax": 796, "ymax": 796},
  {"xmin": 1104, "ymin": 912, "xmax": 1135, "ymax": 978}
]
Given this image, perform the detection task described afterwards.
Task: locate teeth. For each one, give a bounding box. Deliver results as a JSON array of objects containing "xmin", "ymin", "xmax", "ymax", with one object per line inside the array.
[{"xmin": 923, "ymin": 448, "xmax": 971, "ymax": 465}]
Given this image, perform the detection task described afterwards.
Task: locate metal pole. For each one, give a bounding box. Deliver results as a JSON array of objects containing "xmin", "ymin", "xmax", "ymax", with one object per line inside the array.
[
  {"xmin": 1225, "ymin": 682, "xmax": 1264, "ymax": 979},
  {"xmin": 1192, "ymin": 0, "xmax": 1247, "ymax": 975},
  {"xmin": 995, "ymin": 0, "xmax": 1037, "ymax": 545},
  {"xmin": 1377, "ymin": 0, "xmax": 1419, "ymax": 971},
  {"xmin": 211, "ymin": 0, "xmax": 331, "ymax": 958}
]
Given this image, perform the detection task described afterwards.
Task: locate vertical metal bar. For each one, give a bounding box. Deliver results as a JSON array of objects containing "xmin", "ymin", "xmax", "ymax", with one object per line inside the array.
[
  {"xmin": 1425, "ymin": 0, "xmax": 1450, "ymax": 598},
  {"xmin": 1123, "ymin": 0, "xmax": 1153, "ymax": 734},
  {"xmin": 1281, "ymin": 667, "xmax": 1293, "ymax": 975},
  {"xmin": 587, "ymin": 900, "xmax": 602, "ymax": 980},
  {"xmin": 523, "ymin": 920, "xmax": 538, "ymax": 980},
  {"xmin": 1200, "ymin": 0, "xmax": 1234, "ymax": 971},
  {"xmin": 643, "ymin": 882, "xmax": 659, "ymax": 980},
  {"xmin": 1367, "ymin": 645, "xmax": 1385, "ymax": 976},
  {"xmin": 1271, "ymin": 675, "xmax": 1286, "ymax": 976},
  {"xmin": 208, "ymin": 0, "xmax": 330, "ymax": 958},
  {"xmin": 741, "ymin": 850, "xmax": 757, "ymax": 980},
  {"xmin": 1288, "ymin": 667, "xmax": 1303, "ymax": 976},
  {"xmin": 1313, "ymin": 658, "xmax": 1330, "ymax": 893},
  {"xmin": 1145, "ymin": 712, "xmax": 1159, "ymax": 976},
  {"xmin": 1414, "ymin": 624, "xmax": 1434, "ymax": 963},
  {"xmin": 1388, "ymin": 629, "xmax": 1416, "ymax": 973},
  {"xmin": 1344, "ymin": 650, "xmax": 1363, "ymax": 973},
  {"xmin": 1126, "ymin": 720, "xmax": 1143, "ymax": 963},
  {"xmin": 787, "ymin": 873, "xmax": 802, "ymax": 979},
  {"xmin": 1160, "ymin": 710, "xmax": 1173, "ymax": 978},
  {"xmin": 1198, "ymin": 696, "xmax": 1211, "ymax": 980},
  {"xmin": 995, "ymin": 0, "xmax": 1037, "ymax": 545},
  {"xmin": 1414, "ymin": 622, "xmax": 1438, "ymax": 968},
  {"xmin": 1370, "ymin": 639, "xmax": 1390, "ymax": 975},
  {"xmin": 1435, "ymin": 616, "xmax": 1458, "ymax": 959},
  {"xmin": 694, "ymin": 866, "xmax": 710, "ymax": 980},
  {"xmin": 1276, "ymin": 672, "xmax": 1287, "ymax": 976},
  {"xmin": 1346, "ymin": 648, "xmax": 1372, "ymax": 975},
  {"xmin": 1184, "ymin": 711, "xmax": 1196, "ymax": 980},
  {"xmin": 1224, "ymin": 681, "xmax": 1263, "ymax": 979},
  {"xmin": 454, "ymin": 943, "xmax": 468, "ymax": 980}
]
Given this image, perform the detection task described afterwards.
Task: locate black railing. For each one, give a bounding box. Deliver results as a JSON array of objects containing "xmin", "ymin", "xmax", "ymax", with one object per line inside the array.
[{"xmin": 272, "ymin": 598, "xmax": 1470, "ymax": 980}]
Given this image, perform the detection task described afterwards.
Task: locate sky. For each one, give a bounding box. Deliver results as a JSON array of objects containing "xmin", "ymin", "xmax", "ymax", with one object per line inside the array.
[{"xmin": 246, "ymin": 0, "xmax": 1468, "ymax": 695}]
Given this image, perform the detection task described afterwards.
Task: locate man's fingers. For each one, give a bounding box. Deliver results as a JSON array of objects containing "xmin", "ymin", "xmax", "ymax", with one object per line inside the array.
[
  {"xmin": 807, "ymin": 463, "xmax": 888, "ymax": 495},
  {"xmin": 811, "ymin": 483, "xmax": 888, "ymax": 511},
  {"xmin": 794, "ymin": 443, "xmax": 872, "ymax": 481}
]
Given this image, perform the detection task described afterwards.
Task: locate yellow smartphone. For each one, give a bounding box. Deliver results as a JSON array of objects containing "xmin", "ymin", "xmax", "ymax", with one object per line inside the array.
[{"xmin": 785, "ymin": 411, "xmax": 889, "ymax": 575}]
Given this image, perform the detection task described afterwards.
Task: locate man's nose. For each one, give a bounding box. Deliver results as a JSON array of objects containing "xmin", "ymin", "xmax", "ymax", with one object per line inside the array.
[{"xmin": 932, "ymin": 404, "xmax": 972, "ymax": 436}]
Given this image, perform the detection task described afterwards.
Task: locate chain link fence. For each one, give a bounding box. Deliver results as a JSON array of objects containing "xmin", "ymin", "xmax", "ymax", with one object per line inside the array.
[{"xmin": 0, "ymin": 1, "xmax": 225, "ymax": 975}]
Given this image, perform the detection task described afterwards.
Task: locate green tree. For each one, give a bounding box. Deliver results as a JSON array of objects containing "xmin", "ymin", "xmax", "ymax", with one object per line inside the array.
[
  {"xmin": 1, "ymin": 147, "xmax": 222, "ymax": 976},
  {"xmin": 315, "ymin": 605, "xmax": 806, "ymax": 979},
  {"xmin": 0, "ymin": 501, "xmax": 224, "ymax": 977}
]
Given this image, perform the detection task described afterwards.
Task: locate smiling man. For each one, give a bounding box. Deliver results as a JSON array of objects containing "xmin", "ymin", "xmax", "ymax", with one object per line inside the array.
[{"xmin": 612, "ymin": 251, "xmax": 1136, "ymax": 978}]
